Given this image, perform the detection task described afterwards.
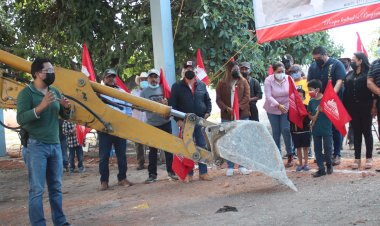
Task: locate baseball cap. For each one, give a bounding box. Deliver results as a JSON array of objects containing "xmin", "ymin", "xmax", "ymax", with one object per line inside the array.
[
  {"xmin": 147, "ymin": 69, "xmax": 160, "ymax": 77},
  {"xmin": 104, "ymin": 68, "xmax": 117, "ymax": 78},
  {"xmin": 240, "ymin": 62, "xmax": 251, "ymax": 69},
  {"xmin": 289, "ymin": 64, "xmax": 302, "ymax": 73},
  {"xmin": 183, "ymin": 60, "xmax": 195, "ymax": 69}
]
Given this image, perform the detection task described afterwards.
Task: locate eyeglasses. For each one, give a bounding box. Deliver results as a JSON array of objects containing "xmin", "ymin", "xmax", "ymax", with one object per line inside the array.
[{"xmin": 41, "ymin": 68, "xmax": 55, "ymax": 73}]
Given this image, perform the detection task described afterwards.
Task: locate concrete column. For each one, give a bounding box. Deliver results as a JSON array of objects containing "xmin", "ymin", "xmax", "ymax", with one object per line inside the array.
[
  {"xmin": 150, "ymin": 0, "xmax": 179, "ymax": 135},
  {"xmin": 150, "ymin": 0, "xmax": 176, "ymax": 86},
  {"xmin": 0, "ymin": 110, "xmax": 6, "ymax": 157}
]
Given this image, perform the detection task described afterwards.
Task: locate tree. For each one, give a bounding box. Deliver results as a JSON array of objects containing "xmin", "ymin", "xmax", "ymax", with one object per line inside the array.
[{"xmin": 2, "ymin": 0, "xmax": 343, "ymax": 85}]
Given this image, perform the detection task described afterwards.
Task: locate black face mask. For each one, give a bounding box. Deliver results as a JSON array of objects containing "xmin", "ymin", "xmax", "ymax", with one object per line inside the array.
[
  {"xmin": 315, "ymin": 59, "xmax": 325, "ymax": 67},
  {"xmin": 185, "ymin": 70, "xmax": 195, "ymax": 80},
  {"xmin": 232, "ymin": 70, "xmax": 240, "ymax": 78},
  {"xmin": 350, "ymin": 62, "xmax": 358, "ymax": 71},
  {"xmin": 43, "ymin": 73, "xmax": 55, "ymax": 86},
  {"xmin": 241, "ymin": 72, "xmax": 249, "ymax": 78}
]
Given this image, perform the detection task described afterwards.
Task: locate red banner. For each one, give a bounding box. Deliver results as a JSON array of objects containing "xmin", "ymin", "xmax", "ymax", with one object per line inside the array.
[
  {"xmin": 288, "ymin": 76, "xmax": 308, "ymax": 129},
  {"xmin": 320, "ymin": 80, "xmax": 351, "ymax": 136},
  {"xmin": 253, "ymin": 1, "xmax": 380, "ymax": 43}
]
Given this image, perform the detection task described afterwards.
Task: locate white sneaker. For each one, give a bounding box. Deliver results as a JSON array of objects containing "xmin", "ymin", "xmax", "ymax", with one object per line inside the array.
[
  {"xmin": 239, "ymin": 167, "xmax": 251, "ymax": 175},
  {"xmin": 226, "ymin": 168, "xmax": 234, "ymax": 177}
]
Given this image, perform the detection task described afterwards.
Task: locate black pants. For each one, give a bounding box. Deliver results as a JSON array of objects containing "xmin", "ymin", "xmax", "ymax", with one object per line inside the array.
[
  {"xmin": 148, "ymin": 122, "xmax": 174, "ymax": 176},
  {"xmin": 249, "ymin": 103, "xmax": 259, "ymax": 121},
  {"xmin": 348, "ymin": 102, "xmax": 373, "ymax": 159}
]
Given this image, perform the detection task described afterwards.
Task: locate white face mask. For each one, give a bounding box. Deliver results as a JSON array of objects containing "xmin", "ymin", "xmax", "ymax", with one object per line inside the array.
[{"xmin": 274, "ymin": 72, "xmax": 285, "ymax": 80}]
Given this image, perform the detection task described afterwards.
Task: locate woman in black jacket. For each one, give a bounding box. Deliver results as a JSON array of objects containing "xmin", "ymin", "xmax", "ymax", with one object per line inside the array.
[{"xmin": 343, "ymin": 52, "xmax": 375, "ymax": 170}]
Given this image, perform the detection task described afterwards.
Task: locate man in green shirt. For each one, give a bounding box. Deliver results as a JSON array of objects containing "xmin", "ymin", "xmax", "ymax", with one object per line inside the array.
[{"xmin": 17, "ymin": 58, "xmax": 72, "ymax": 226}]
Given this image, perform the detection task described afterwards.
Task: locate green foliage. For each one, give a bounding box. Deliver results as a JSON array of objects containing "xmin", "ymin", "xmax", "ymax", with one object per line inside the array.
[
  {"xmin": 368, "ymin": 28, "xmax": 380, "ymax": 60},
  {"xmin": 1, "ymin": 0, "xmax": 343, "ymax": 85}
]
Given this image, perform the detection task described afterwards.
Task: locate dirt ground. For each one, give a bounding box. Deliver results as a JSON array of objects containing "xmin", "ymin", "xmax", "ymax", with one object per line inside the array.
[
  {"xmin": 1, "ymin": 111, "xmax": 380, "ymax": 225},
  {"xmin": 1, "ymin": 149, "xmax": 380, "ymax": 226}
]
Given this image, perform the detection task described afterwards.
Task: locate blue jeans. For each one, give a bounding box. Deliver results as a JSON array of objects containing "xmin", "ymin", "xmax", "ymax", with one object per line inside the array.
[
  {"xmin": 69, "ymin": 146, "xmax": 84, "ymax": 170},
  {"xmin": 313, "ymin": 135, "xmax": 333, "ymax": 172},
  {"xmin": 22, "ymin": 139, "xmax": 67, "ymax": 226},
  {"xmin": 188, "ymin": 125, "xmax": 208, "ymax": 175},
  {"xmin": 98, "ymin": 132, "xmax": 127, "ymax": 182},
  {"xmin": 267, "ymin": 113, "xmax": 293, "ymax": 155},
  {"xmin": 222, "ymin": 118, "xmax": 249, "ymax": 169},
  {"xmin": 60, "ymin": 136, "xmax": 68, "ymax": 169},
  {"xmin": 332, "ymin": 126, "xmax": 342, "ymax": 157}
]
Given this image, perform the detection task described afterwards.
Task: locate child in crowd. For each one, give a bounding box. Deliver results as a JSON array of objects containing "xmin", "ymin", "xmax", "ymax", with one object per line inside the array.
[
  {"xmin": 62, "ymin": 120, "xmax": 85, "ymax": 173},
  {"xmin": 290, "ymin": 89, "xmax": 311, "ymax": 171},
  {"xmin": 307, "ymin": 79, "xmax": 333, "ymax": 177}
]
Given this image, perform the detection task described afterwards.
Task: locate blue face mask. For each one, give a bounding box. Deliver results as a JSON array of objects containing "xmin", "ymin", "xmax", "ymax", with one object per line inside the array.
[
  {"xmin": 140, "ymin": 81, "xmax": 148, "ymax": 89},
  {"xmin": 291, "ymin": 72, "xmax": 301, "ymax": 79},
  {"xmin": 378, "ymin": 47, "xmax": 380, "ymax": 56},
  {"xmin": 149, "ymin": 84, "xmax": 160, "ymax": 89}
]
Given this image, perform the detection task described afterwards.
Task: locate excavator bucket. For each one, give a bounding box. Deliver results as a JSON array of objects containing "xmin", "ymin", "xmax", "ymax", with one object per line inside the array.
[{"xmin": 205, "ymin": 120, "xmax": 297, "ymax": 191}]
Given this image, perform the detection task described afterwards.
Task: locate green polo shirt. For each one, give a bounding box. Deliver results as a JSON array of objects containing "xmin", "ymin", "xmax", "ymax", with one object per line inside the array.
[{"xmin": 16, "ymin": 83, "xmax": 71, "ymax": 144}]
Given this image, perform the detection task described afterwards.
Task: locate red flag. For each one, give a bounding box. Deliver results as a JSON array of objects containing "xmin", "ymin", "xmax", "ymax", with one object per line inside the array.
[
  {"xmin": 172, "ymin": 128, "xmax": 195, "ymax": 181},
  {"xmin": 81, "ymin": 43, "xmax": 96, "ymax": 81},
  {"xmin": 159, "ymin": 68, "xmax": 171, "ymax": 99},
  {"xmin": 195, "ymin": 49, "xmax": 209, "ymax": 85},
  {"xmin": 356, "ymin": 32, "xmax": 368, "ymax": 57},
  {"xmin": 267, "ymin": 65, "xmax": 273, "ymax": 77},
  {"xmin": 288, "ymin": 76, "xmax": 308, "ymax": 129},
  {"xmin": 320, "ymin": 80, "xmax": 352, "ymax": 136},
  {"xmin": 80, "ymin": 44, "xmax": 96, "ymax": 142},
  {"xmin": 75, "ymin": 125, "xmax": 92, "ymax": 146},
  {"xmin": 232, "ymin": 85, "xmax": 240, "ymax": 120},
  {"xmin": 115, "ymin": 76, "xmax": 130, "ymax": 93}
]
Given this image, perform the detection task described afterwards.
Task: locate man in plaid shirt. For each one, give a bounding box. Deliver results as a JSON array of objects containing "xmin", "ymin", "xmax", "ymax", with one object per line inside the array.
[{"xmin": 62, "ymin": 120, "xmax": 85, "ymax": 173}]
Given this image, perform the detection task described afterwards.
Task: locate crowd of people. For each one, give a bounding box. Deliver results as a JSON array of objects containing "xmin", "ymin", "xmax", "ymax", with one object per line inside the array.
[{"xmin": 16, "ymin": 38, "xmax": 380, "ymax": 225}]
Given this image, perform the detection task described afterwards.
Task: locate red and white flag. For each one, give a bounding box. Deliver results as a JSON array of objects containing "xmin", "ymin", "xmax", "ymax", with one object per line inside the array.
[
  {"xmin": 80, "ymin": 44, "xmax": 96, "ymax": 144},
  {"xmin": 115, "ymin": 76, "xmax": 130, "ymax": 93},
  {"xmin": 356, "ymin": 32, "xmax": 368, "ymax": 57},
  {"xmin": 320, "ymin": 80, "xmax": 352, "ymax": 136},
  {"xmin": 195, "ymin": 49, "xmax": 209, "ymax": 85},
  {"xmin": 81, "ymin": 43, "xmax": 96, "ymax": 81},
  {"xmin": 159, "ymin": 68, "xmax": 171, "ymax": 99},
  {"xmin": 75, "ymin": 124, "xmax": 92, "ymax": 146},
  {"xmin": 232, "ymin": 85, "xmax": 240, "ymax": 120},
  {"xmin": 288, "ymin": 76, "xmax": 308, "ymax": 129}
]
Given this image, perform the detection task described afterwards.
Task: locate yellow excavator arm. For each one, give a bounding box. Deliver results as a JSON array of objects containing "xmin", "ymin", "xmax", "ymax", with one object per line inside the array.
[
  {"xmin": 0, "ymin": 49, "xmax": 297, "ymax": 191},
  {"xmin": 0, "ymin": 50, "xmax": 214, "ymax": 163}
]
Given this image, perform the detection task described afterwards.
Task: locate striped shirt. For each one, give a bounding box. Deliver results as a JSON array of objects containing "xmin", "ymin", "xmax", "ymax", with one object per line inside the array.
[
  {"xmin": 62, "ymin": 121, "xmax": 80, "ymax": 148},
  {"xmin": 368, "ymin": 58, "xmax": 380, "ymax": 87}
]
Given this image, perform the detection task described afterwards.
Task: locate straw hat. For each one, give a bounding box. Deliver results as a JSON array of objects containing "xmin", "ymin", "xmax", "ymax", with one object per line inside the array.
[{"xmin": 135, "ymin": 72, "xmax": 148, "ymax": 85}]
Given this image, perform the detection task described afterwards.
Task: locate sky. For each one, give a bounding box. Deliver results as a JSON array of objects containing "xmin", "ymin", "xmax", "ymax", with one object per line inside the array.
[{"xmin": 328, "ymin": 18, "xmax": 380, "ymax": 61}]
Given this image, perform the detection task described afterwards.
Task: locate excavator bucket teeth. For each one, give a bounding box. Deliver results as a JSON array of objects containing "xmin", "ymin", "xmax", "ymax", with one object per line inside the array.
[{"xmin": 204, "ymin": 120, "xmax": 297, "ymax": 191}]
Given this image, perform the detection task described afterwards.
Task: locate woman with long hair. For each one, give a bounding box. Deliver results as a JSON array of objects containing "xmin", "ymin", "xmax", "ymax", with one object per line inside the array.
[
  {"xmin": 343, "ymin": 52, "xmax": 375, "ymax": 169},
  {"xmin": 216, "ymin": 61, "xmax": 251, "ymax": 176}
]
